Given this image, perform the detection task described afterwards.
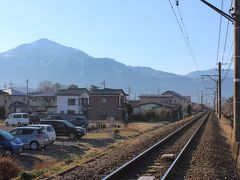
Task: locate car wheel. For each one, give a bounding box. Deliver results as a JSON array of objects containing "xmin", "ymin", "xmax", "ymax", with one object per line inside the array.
[
  {"xmin": 5, "ymin": 150, "xmax": 11, "ymax": 156},
  {"xmin": 17, "ymin": 122, "xmax": 21, "ymax": 126},
  {"xmin": 30, "ymin": 141, "xmax": 39, "ymax": 150},
  {"xmin": 69, "ymin": 133, "xmax": 76, "ymax": 140},
  {"xmin": 5, "ymin": 122, "xmax": 9, "ymax": 126}
]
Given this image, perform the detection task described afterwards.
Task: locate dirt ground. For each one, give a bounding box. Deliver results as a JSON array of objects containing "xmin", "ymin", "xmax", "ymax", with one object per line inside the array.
[{"xmin": 0, "ymin": 121, "xmax": 169, "ymax": 175}]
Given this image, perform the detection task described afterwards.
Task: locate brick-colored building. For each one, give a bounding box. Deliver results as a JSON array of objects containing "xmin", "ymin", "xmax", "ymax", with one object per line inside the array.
[{"xmin": 88, "ymin": 88, "xmax": 128, "ymax": 121}]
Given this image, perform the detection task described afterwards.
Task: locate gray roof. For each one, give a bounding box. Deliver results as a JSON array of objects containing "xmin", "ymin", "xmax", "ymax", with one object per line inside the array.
[
  {"xmin": 56, "ymin": 88, "xmax": 89, "ymax": 96},
  {"xmin": 90, "ymin": 88, "xmax": 127, "ymax": 96},
  {"xmin": 0, "ymin": 90, "xmax": 7, "ymax": 95},
  {"xmin": 3, "ymin": 88, "xmax": 26, "ymax": 96},
  {"xmin": 29, "ymin": 92, "xmax": 55, "ymax": 97},
  {"xmin": 162, "ymin": 90, "xmax": 185, "ymax": 99},
  {"xmin": 139, "ymin": 94, "xmax": 173, "ymax": 98}
]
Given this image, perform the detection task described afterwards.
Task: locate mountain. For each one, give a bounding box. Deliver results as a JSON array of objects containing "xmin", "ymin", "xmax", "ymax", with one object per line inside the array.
[
  {"xmin": 185, "ymin": 68, "xmax": 234, "ymax": 79},
  {"xmin": 0, "ymin": 39, "xmax": 234, "ymax": 102}
]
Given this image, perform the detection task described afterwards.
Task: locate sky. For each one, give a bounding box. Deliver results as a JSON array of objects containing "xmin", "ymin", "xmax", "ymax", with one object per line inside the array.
[{"xmin": 0, "ymin": 0, "xmax": 234, "ymax": 75}]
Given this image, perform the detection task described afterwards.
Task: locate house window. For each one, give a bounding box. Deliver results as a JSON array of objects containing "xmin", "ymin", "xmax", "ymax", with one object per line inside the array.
[
  {"xmin": 80, "ymin": 98, "xmax": 88, "ymax": 106},
  {"xmin": 67, "ymin": 110, "xmax": 75, "ymax": 114},
  {"xmin": 101, "ymin": 98, "xmax": 107, "ymax": 104},
  {"xmin": 68, "ymin": 99, "xmax": 76, "ymax": 105}
]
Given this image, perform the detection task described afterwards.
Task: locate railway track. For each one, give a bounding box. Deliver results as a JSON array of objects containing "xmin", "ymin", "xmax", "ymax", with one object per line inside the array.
[{"xmin": 102, "ymin": 112, "xmax": 210, "ymax": 180}]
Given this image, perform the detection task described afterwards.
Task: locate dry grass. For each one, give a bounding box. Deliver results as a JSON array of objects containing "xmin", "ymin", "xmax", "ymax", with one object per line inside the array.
[
  {"xmin": 17, "ymin": 121, "xmax": 165, "ymax": 179},
  {"xmin": 0, "ymin": 157, "xmax": 21, "ymax": 179}
]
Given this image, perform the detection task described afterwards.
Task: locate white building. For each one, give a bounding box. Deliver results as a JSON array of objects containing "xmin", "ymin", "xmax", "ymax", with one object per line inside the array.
[{"xmin": 56, "ymin": 87, "xmax": 89, "ymax": 115}]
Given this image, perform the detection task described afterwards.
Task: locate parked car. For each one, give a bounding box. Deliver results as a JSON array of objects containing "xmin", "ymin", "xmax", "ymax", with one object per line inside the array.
[
  {"xmin": 5, "ymin": 113, "xmax": 29, "ymax": 126},
  {"xmin": 28, "ymin": 124, "xmax": 56, "ymax": 144},
  {"xmin": 45, "ymin": 115, "xmax": 63, "ymax": 120},
  {"xmin": 68, "ymin": 116, "xmax": 88, "ymax": 128},
  {"xmin": 29, "ymin": 114, "xmax": 40, "ymax": 124},
  {"xmin": 40, "ymin": 120, "xmax": 86, "ymax": 139},
  {"xmin": 0, "ymin": 130, "xmax": 23, "ymax": 155},
  {"xmin": 10, "ymin": 127, "xmax": 50, "ymax": 150}
]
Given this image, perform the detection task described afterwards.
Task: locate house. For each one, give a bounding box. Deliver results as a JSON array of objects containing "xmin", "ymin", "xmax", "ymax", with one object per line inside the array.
[
  {"xmin": 131, "ymin": 102, "xmax": 162, "ymax": 115},
  {"xmin": 138, "ymin": 94, "xmax": 173, "ymax": 106},
  {"xmin": 162, "ymin": 90, "xmax": 191, "ymax": 106},
  {"xmin": 29, "ymin": 92, "xmax": 57, "ymax": 114},
  {"xmin": 56, "ymin": 86, "xmax": 89, "ymax": 115},
  {"xmin": 2, "ymin": 88, "xmax": 29, "ymax": 114},
  {"xmin": 0, "ymin": 90, "xmax": 7, "ymax": 107},
  {"xmin": 161, "ymin": 90, "xmax": 192, "ymax": 117},
  {"xmin": 88, "ymin": 88, "xmax": 128, "ymax": 121}
]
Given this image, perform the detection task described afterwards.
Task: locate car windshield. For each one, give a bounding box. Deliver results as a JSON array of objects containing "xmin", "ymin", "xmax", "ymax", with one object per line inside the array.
[
  {"xmin": 63, "ymin": 120, "xmax": 75, "ymax": 128},
  {"xmin": 1, "ymin": 131, "xmax": 14, "ymax": 140}
]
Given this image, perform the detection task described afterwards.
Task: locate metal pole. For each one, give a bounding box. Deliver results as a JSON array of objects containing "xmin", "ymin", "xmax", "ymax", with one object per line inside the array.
[
  {"xmin": 234, "ymin": 0, "xmax": 240, "ymax": 142},
  {"xmin": 216, "ymin": 81, "xmax": 219, "ymax": 115},
  {"xmin": 218, "ymin": 62, "xmax": 221, "ymax": 119}
]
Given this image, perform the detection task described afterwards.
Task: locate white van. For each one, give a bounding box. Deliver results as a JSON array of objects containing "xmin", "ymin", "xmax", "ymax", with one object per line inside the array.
[{"xmin": 5, "ymin": 113, "xmax": 29, "ymax": 126}]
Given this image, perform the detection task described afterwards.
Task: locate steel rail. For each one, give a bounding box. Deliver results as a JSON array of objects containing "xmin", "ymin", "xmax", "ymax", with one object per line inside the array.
[
  {"xmin": 161, "ymin": 112, "xmax": 210, "ymax": 180},
  {"xmin": 102, "ymin": 112, "xmax": 207, "ymax": 180}
]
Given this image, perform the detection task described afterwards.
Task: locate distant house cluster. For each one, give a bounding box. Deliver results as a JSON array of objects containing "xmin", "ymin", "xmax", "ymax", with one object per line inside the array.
[
  {"xmin": 0, "ymin": 86, "xmax": 128, "ymax": 121},
  {"xmin": 129, "ymin": 90, "xmax": 191, "ymax": 119},
  {"xmin": 0, "ymin": 86, "xmax": 191, "ymax": 121}
]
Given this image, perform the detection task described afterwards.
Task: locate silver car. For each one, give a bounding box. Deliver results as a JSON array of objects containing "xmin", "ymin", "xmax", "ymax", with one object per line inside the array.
[{"xmin": 10, "ymin": 127, "xmax": 50, "ymax": 150}]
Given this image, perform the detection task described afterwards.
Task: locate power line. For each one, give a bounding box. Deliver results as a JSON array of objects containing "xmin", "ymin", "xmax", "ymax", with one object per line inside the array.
[
  {"xmin": 221, "ymin": 0, "xmax": 233, "ymax": 65},
  {"xmin": 168, "ymin": 0, "xmax": 201, "ymax": 75},
  {"xmin": 222, "ymin": 40, "xmax": 234, "ymax": 83},
  {"xmin": 216, "ymin": 0, "xmax": 224, "ymax": 66}
]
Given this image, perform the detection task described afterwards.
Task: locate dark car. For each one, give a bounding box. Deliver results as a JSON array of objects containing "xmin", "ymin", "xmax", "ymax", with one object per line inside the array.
[
  {"xmin": 68, "ymin": 116, "xmax": 88, "ymax": 128},
  {"xmin": 0, "ymin": 130, "xmax": 23, "ymax": 155},
  {"xmin": 40, "ymin": 120, "xmax": 86, "ymax": 139},
  {"xmin": 45, "ymin": 115, "xmax": 63, "ymax": 120},
  {"xmin": 29, "ymin": 114, "xmax": 40, "ymax": 124}
]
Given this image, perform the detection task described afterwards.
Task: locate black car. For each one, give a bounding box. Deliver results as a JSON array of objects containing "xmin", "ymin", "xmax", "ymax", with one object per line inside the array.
[
  {"xmin": 40, "ymin": 120, "xmax": 86, "ymax": 139},
  {"xmin": 45, "ymin": 115, "xmax": 63, "ymax": 120},
  {"xmin": 29, "ymin": 114, "xmax": 40, "ymax": 124},
  {"xmin": 68, "ymin": 116, "xmax": 88, "ymax": 128}
]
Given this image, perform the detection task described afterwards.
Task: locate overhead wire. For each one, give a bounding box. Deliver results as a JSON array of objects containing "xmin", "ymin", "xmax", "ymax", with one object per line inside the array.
[
  {"xmin": 168, "ymin": 0, "xmax": 201, "ymax": 76},
  {"xmin": 216, "ymin": 0, "xmax": 224, "ymax": 67},
  {"xmin": 221, "ymin": 0, "xmax": 234, "ymax": 83}
]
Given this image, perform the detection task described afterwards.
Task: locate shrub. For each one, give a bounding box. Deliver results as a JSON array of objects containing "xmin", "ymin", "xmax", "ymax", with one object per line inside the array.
[
  {"xmin": 64, "ymin": 158, "xmax": 73, "ymax": 165},
  {"xmin": 0, "ymin": 106, "xmax": 6, "ymax": 119},
  {"xmin": 114, "ymin": 128, "xmax": 120, "ymax": 135},
  {"xmin": 19, "ymin": 171, "xmax": 37, "ymax": 180},
  {"xmin": 0, "ymin": 157, "xmax": 21, "ymax": 179}
]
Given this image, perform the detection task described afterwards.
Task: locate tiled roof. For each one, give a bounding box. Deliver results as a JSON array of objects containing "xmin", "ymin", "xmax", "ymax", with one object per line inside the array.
[
  {"xmin": 162, "ymin": 90, "xmax": 185, "ymax": 99},
  {"xmin": 56, "ymin": 88, "xmax": 89, "ymax": 96},
  {"xmin": 139, "ymin": 94, "xmax": 173, "ymax": 98},
  {"xmin": 29, "ymin": 92, "xmax": 56, "ymax": 97},
  {"xmin": 3, "ymin": 88, "xmax": 26, "ymax": 96},
  {"xmin": 0, "ymin": 90, "xmax": 7, "ymax": 95},
  {"xmin": 90, "ymin": 88, "xmax": 127, "ymax": 96}
]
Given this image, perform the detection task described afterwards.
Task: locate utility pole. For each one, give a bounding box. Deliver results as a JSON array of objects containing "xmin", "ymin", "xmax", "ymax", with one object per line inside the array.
[
  {"xmin": 200, "ymin": 0, "xmax": 240, "ymax": 145},
  {"xmin": 206, "ymin": 87, "xmax": 217, "ymax": 111},
  {"xmin": 26, "ymin": 79, "xmax": 29, "ymax": 95},
  {"xmin": 218, "ymin": 62, "xmax": 222, "ymax": 119},
  {"xmin": 201, "ymin": 74, "xmax": 219, "ymax": 114},
  {"xmin": 103, "ymin": 81, "xmax": 106, "ymax": 89},
  {"xmin": 233, "ymin": 0, "xmax": 240, "ymax": 143},
  {"xmin": 128, "ymin": 85, "xmax": 131, "ymax": 100}
]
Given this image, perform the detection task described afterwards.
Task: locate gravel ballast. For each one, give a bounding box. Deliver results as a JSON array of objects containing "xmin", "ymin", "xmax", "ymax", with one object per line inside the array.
[
  {"xmin": 182, "ymin": 113, "xmax": 240, "ymax": 179},
  {"xmin": 54, "ymin": 115, "xmax": 198, "ymax": 179}
]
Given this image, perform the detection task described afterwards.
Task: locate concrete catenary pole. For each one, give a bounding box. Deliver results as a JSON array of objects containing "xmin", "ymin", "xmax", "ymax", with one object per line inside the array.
[
  {"xmin": 218, "ymin": 62, "xmax": 221, "ymax": 119},
  {"xmin": 233, "ymin": 0, "xmax": 240, "ymax": 142}
]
